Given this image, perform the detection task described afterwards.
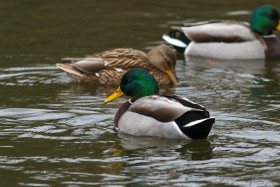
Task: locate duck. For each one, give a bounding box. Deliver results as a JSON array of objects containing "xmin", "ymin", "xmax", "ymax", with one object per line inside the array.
[
  {"xmin": 56, "ymin": 44, "xmax": 178, "ymax": 85},
  {"xmin": 162, "ymin": 5, "xmax": 280, "ymax": 60},
  {"xmin": 104, "ymin": 69, "xmax": 215, "ymax": 139}
]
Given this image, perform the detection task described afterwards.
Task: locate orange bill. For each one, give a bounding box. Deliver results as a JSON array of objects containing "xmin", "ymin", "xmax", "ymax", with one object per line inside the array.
[
  {"xmin": 166, "ymin": 69, "xmax": 179, "ymax": 85},
  {"xmin": 277, "ymin": 20, "xmax": 280, "ymax": 31}
]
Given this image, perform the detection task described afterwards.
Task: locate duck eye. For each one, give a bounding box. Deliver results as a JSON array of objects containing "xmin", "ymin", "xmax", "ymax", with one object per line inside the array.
[{"xmin": 159, "ymin": 52, "xmax": 168, "ymax": 62}]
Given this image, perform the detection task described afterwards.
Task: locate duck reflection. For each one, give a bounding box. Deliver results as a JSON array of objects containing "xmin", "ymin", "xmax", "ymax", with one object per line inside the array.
[
  {"xmin": 116, "ymin": 132, "xmax": 213, "ymax": 161},
  {"xmin": 176, "ymin": 139, "xmax": 213, "ymax": 160},
  {"xmin": 185, "ymin": 56, "xmax": 266, "ymax": 75}
]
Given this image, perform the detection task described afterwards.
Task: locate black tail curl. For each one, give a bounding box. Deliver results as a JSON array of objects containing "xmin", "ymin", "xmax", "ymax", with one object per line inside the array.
[
  {"xmin": 169, "ymin": 30, "xmax": 190, "ymax": 53},
  {"xmin": 175, "ymin": 111, "xmax": 214, "ymax": 139}
]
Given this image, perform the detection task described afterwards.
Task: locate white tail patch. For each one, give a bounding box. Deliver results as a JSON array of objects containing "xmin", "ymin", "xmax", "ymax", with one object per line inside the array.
[
  {"xmin": 183, "ymin": 118, "xmax": 210, "ymax": 128},
  {"xmin": 162, "ymin": 34, "xmax": 187, "ymax": 48}
]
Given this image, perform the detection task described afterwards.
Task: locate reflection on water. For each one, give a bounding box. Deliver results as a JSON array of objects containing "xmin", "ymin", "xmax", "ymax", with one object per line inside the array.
[
  {"xmin": 118, "ymin": 133, "xmax": 213, "ymax": 160},
  {"xmin": 0, "ymin": 0, "xmax": 280, "ymax": 186}
]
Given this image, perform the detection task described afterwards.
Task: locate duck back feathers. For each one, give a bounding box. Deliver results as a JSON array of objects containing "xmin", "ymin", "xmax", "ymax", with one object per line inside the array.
[{"xmin": 175, "ymin": 20, "xmax": 258, "ymax": 43}]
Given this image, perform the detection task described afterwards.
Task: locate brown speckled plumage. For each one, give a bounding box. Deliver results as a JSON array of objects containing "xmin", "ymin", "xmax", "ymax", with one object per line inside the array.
[{"xmin": 56, "ymin": 44, "xmax": 178, "ymax": 85}]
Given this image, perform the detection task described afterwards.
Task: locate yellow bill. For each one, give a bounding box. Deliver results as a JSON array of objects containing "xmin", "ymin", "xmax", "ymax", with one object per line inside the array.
[
  {"xmin": 277, "ymin": 20, "xmax": 280, "ymax": 31},
  {"xmin": 104, "ymin": 86, "xmax": 124, "ymax": 104},
  {"xmin": 166, "ymin": 68, "xmax": 179, "ymax": 85}
]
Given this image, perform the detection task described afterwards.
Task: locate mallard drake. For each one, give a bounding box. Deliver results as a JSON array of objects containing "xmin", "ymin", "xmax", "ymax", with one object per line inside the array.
[
  {"xmin": 104, "ymin": 69, "xmax": 215, "ymax": 139},
  {"xmin": 163, "ymin": 5, "xmax": 280, "ymax": 60},
  {"xmin": 56, "ymin": 44, "xmax": 178, "ymax": 85}
]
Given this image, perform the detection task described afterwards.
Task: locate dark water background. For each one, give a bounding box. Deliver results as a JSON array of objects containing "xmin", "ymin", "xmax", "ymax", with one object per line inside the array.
[{"xmin": 0, "ymin": 0, "xmax": 280, "ymax": 186}]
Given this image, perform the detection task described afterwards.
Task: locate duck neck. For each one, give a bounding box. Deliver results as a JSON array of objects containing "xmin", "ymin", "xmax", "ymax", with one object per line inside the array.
[{"xmin": 130, "ymin": 85, "xmax": 159, "ymax": 103}]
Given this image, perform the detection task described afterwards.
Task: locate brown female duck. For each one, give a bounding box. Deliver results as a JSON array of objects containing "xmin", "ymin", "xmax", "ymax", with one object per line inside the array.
[{"xmin": 56, "ymin": 44, "xmax": 178, "ymax": 85}]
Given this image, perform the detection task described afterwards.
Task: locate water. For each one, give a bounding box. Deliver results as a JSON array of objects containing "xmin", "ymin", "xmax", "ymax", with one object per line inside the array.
[{"xmin": 1, "ymin": 0, "xmax": 280, "ymax": 186}]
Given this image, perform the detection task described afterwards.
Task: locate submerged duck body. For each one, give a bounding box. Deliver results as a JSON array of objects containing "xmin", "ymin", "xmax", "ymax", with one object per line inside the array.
[
  {"xmin": 56, "ymin": 44, "xmax": 178, "ymax": 85},
  {"xmin": 105, "ymin": 69, "xmax": 215, "ymax": 139},
  {"xmin": 163, "ymin": 5, "xmax": 280, "ymax": 60}
]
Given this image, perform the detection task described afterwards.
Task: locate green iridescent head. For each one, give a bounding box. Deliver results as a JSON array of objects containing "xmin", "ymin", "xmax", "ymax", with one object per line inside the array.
[
  {"xmin": 120, "ymin": 69, "xmax": 159, "ymax": 102},
  {"xmin": 104, "ymin": 69, "xmax": 159, "ymax": 103},
  {"xmin": 250, "ymin": 5, "xmax": 280, "ymax": 35}
]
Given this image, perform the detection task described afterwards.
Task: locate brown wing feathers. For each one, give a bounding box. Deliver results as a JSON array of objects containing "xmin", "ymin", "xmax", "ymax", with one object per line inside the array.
[{"xmin": 58, "ymin": 47, "xmax": 172, "ymax": 85}]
